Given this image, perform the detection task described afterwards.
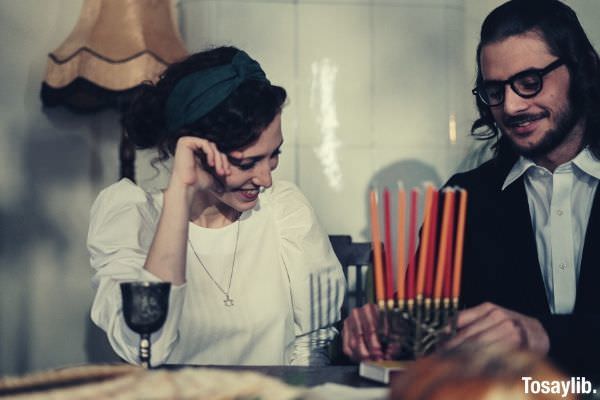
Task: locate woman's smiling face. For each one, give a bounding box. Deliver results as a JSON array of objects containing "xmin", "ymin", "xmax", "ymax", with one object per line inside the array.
[{"xmin": 211, "ymin": 112, "xmax": 283, "ymax": 212}]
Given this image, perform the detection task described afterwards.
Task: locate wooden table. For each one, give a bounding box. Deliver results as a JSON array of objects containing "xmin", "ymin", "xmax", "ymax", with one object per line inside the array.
[{"xmin": 167, "ymin": 364, "xmax": 385, "ymax": 388}]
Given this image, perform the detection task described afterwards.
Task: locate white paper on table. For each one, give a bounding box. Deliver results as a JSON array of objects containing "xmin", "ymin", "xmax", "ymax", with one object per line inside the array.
[{"xmin": 306, "ymin": 382, "xmax": 389, "ymax": 400}]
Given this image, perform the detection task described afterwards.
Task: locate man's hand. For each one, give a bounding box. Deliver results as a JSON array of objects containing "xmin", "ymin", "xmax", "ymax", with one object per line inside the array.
[
  {"xmin": 342, "ymin": 303, "xmax": 385, "ymax": 362},
  {"xmin": 445, "ymin": 302, "xmax": 550, "ymax": 354}
]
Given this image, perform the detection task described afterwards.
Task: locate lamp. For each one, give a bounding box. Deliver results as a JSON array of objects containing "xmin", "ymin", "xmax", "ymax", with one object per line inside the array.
[{"xmin": 41, "ymin": 0, "xmax": 188, "ymax": 181}]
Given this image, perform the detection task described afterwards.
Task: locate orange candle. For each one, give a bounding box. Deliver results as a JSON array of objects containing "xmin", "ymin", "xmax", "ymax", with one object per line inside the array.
[
  {"xmin": 406, "ymin": 188, "xmax": 419, "ymax": 302},
  {"xmin": 452, "ymin": 189, "xmax": 468, "ymax": 304},
  {"xmin": 396, "ymin": 182, "xmax": 406, "ymax": 305},
  {"xmin": 433, "ymin": 188, "xmax": 455, "ymax": 302},
  {"xmin": 416, "ymin": 184, "xmax": 434, "ymax": 299},
  {"xmin": 442, "ymin": 192, "xmax": 456, "ymax": 299},
  {"xmin": 383, "ymin": 187, "xmax": 394, "ymax": 304},
  {"xmin": 369, "ymin": 189, "xmax": 385, "ymax": 308},
  {"xmin": 424, "ymin": 189, "xmax": 439, "ymax": 298}
]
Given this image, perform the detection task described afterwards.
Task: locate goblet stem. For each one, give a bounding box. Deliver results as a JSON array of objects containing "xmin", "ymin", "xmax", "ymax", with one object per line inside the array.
[{"xmin": 140, "ymin": 333, "xmax": 151, "ymax": 368}]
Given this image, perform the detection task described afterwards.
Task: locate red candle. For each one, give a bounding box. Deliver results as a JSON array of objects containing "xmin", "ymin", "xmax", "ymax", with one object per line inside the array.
[
  {"xmin": 442, "ymin": 191, "xmax": 456, "ymax": 299},
  {"xmin": 369, "ymin": 189, "xmax": 385, "ymax": 307},
  {"xmin": 383, "ymin": 187, "xmax": 394, "ymax": 304},
  {"xmin": 396, "ymin": 183, "xmax": 406, "ymax": 305},
  {"xmin": 452, "ymin": 189, "xmax": 468, "ymax": 304},
  {"xmin": 406, "ymin": 188, "xmax": 419, "ymax": 302},
  {"xmin": 424, "ymin": 189, "xmax": 439, "ymax": 298},
  {"xmin": 434, "ymin": 188, "xmax": 454, "ymax": 301},
  {"xmin": 416, "ymin": 184, "xmax": 434, "ymax": 299}
]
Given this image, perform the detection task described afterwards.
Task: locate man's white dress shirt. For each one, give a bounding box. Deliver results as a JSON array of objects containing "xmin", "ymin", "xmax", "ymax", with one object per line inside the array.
[{"xmin": 503, "ymin": 148, "xmax": 600, "ymax": 314}]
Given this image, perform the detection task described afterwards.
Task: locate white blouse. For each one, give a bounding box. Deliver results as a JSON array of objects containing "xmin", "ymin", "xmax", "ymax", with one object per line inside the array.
[{"xmin": 88, "ymin": 179, "xmax": 345, "ymax": 366}]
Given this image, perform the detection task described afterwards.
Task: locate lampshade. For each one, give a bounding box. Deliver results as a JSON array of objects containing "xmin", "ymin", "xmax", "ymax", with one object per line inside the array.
[
  {"xmin": 41, "ymin": 0, "xmax": 187, "ymax": 112},
  {"xmin": 40, "ymin": 0, "xmax": 188, "ymax": 180}
]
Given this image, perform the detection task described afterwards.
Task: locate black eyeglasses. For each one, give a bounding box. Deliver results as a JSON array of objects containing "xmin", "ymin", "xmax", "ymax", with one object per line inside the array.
[{"xmin": 472, "ymin": 59, "xmax": 565, "ymax": 106}]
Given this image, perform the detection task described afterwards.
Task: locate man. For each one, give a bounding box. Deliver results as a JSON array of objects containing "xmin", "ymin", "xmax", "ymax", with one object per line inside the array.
[{"xmin": 343, "ymin": 0, "xmax": 600, "ymax": 377}]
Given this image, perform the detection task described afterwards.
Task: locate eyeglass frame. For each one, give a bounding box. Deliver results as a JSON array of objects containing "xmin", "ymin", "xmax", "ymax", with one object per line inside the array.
[{"xmin": 472, "ymin": 58, "xmax": 565, "ymax": 107}]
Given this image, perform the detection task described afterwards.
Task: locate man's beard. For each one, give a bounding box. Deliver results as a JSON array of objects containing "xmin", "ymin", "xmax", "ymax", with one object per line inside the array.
[{"xmin": 503, "ymin": 100, "xmax": 582, "ymax": 159}]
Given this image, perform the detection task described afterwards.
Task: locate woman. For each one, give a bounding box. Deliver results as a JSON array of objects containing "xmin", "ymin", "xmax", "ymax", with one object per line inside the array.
[{"xmin": 88, "ymin": 47, "xmax": 345, "ymax": 366}]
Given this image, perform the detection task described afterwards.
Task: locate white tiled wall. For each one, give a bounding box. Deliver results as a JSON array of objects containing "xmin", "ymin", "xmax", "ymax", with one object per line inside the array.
[{"xmin": 137, "ymin": 0, "xmax": 484, "ymax": 242}]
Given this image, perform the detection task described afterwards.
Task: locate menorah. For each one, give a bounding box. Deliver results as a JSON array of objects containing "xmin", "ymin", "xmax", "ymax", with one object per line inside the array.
[{"xmin": 369, "ymin": 183, "xmax": 468, "ymax": 359}]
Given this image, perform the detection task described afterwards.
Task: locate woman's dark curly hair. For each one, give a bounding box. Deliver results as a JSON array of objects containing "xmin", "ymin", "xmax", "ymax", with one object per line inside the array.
[
  {"xmin": 471, "ymin": 0, "xmax": 600, "ymax": 162},
  {"xmin": 122, "ymin": 46, "xmax": 287, "ymax": 163}
]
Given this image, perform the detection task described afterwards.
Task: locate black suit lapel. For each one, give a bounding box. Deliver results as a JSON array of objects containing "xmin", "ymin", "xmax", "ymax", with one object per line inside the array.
[
  {"xmin": 574, "ymin": 185, "xmax": 600, "ymax": 312},
  {"xmin": 497, "ymin": 177, "xmax": 550, "ymax": 314}
]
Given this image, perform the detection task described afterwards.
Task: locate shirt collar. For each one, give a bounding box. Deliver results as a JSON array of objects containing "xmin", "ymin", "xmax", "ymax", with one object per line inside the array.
[
  {"xmin": 502, "ymin": 156, "xmax": 536, "ymax": 191},
  {"xmin": 501, "ymin": 147, "xmax": 600, "ymax": 191},
  {"xmin": 572, "ymin": 147, "xmax": 600, "ymax": 180}
]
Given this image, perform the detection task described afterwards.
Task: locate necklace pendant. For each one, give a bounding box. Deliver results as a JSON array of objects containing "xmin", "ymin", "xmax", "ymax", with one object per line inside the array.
[{"xmin": 224, "ymin": 295, "xmax": 234, "ymax": 307}]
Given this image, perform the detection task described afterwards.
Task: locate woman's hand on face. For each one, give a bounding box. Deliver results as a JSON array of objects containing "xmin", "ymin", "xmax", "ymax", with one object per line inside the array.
[{"xmin": 170, "ymin": 136, "xmax": 232, "ymax": 193}]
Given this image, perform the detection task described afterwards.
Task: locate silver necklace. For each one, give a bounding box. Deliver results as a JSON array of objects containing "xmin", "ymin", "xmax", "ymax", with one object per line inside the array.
[{"xmin": 188, "ymin": 218, "xmax": 240, "ymax": 307}]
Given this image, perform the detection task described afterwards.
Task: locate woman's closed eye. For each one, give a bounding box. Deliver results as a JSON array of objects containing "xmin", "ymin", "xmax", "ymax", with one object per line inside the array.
[
  {"xmin": 237, "ymin": 162, "xmax": 256, "ymax": 171},
  {"xmin": 270, "ymin": 148, "xmax": 282, "ymax": 160},
  {"xmin": 231, "ymin": 149, "xmax": 282, "ymax": 171}
]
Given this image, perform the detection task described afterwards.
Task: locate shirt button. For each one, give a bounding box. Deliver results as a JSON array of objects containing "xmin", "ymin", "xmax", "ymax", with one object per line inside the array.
[
  {"xmin": 556, "ymin": 210, "xmax": 564, "ymax": 216},
  {"xmin": 559, "ymin": 263, "xmax": 567, "ymax": 270}
]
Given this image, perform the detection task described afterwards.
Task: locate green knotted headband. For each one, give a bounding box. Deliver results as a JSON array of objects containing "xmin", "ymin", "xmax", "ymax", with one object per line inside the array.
[{"xmin": 165, "ymin": 50, "xmax": 270, "ymax": 132}]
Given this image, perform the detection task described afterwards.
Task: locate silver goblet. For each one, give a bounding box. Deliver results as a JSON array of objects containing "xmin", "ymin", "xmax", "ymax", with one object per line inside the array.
[{"xmin": 120, "ymin": 281, "xmax": 171, "ymax": 368}]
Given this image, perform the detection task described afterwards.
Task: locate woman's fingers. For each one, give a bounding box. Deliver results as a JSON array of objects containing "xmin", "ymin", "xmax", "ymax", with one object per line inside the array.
[
  {"xmin": 343, "ymin": 320, "xmax": 372, "ymax": 361},
  {"xmin": 208, "ymin": 141, "xmax": 226, "ymax": 176},
  {"xmin": 179, "ymin": 137, "xmax": 225, "ymax": 166},
  {"xmin": 220, "ymin": 151, "xmax": 231, "ymax": 175},
  {"xmin": 342, "ymin": 310, "xmax": 361, "ymax": 359},
  {"xmin": 356, "ymin": 304, "xmax": 381, "ymax": 355},
  {"xmin": 194, "ymin": 139, "xmax": 216, "ymax": 170},
  {"xmin": 342, "ymin": 304, "xmax": 384, "ymax": 362},
  {"xmin": 201, "ymin": 140, "xmax": 232, "ymax": 177},
  {"xmin": 167, "ymin": 136, "xmax": 236, "ymax": 210}
]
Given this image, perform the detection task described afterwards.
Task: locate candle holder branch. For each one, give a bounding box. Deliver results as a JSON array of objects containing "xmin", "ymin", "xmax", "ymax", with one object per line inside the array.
[{"xmin": 378, "ymin": 300, "xmax": 458, "ymax": 360}]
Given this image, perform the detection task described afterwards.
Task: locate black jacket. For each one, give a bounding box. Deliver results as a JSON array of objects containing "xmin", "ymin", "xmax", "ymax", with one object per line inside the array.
[{"xmin": 446, "ymin": 157, "xmax": 600, "ymax": 378}]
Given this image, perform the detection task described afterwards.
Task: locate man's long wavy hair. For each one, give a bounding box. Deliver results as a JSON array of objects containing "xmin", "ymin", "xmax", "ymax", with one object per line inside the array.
[{"xmin": 471, "ymin": 0, "xmax": 600, "ymax": 163}]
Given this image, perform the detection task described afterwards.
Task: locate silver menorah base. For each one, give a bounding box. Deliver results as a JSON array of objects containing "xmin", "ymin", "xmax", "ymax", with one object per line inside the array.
[{"xmin": 377, "ymin": 299, "xmax": 458, "ymax": 359}]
